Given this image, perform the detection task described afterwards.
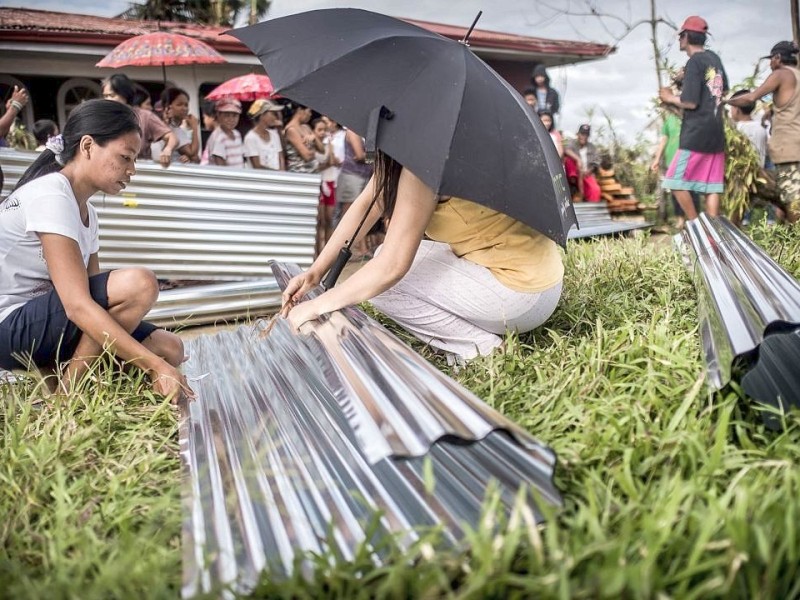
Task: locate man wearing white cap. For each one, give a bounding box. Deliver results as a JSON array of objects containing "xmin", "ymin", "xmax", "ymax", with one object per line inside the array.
[
  {"xmin": 659, "ymin": 16, "xmax": 728, "ymax": 219},
  {"xmin": 206, "ymin": 98, "xmax": 246, "ymax": 168}
]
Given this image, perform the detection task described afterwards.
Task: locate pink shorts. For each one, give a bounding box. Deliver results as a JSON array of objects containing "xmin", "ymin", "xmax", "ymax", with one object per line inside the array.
[
  {"xmin": 319, "ymin": 181, "xmax": 336, "ymax": 207},
  {"xmin": 664, "ymin": 149, "xmax": 724, "ymax": 194}
]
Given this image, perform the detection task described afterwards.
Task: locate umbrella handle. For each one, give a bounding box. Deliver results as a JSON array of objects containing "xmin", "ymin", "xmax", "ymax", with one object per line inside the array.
[{"xmin": 322, "ymin": 246, "xmax": 352, "ymax": 290}]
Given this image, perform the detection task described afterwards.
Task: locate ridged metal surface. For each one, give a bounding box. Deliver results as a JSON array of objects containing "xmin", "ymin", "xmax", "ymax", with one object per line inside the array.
[
  {"xmin": 0, "ymin": 149, "xmax": 317, "ymax": 325},
  {"xmin": 148, "ymin": 280, "xmax": 281, "ymax": 328},
  {"xmin": 569, "ymin": 202, "xmax": 651, "ymax": 239},
  {"xmin": 675, "ymin": 215, "xmax": 800, "ymax": 421},
  {"xmin": 179, "ymin": 261, "xmax": 562, "ymax": 597}
]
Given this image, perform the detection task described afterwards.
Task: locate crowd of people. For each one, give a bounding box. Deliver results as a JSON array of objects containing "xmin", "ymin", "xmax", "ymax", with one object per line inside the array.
[{"xmin": 654, "ymin": 18, "xmax": 799, "ymax": 226}]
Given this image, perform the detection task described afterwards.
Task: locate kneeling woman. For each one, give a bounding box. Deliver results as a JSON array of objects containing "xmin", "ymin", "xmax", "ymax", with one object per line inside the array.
[
  {"xmin": 0, "ymin": 100, "xmax": 189, "ymax": 398},
  {"xmin": 282, "ymin": 152, "xmax": 564, "ymax": 362}
]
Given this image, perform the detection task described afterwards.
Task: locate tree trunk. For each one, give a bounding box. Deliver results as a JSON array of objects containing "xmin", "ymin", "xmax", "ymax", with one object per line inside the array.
[
  {"xmin": 792, "ymin": 0, "xmax": 800, "ymax": 46},
  {"xmin": 650, "ymin": 0, "xmax": 668, "ymax": 224},
  {"xmin": 650, "ymin": 0, "xmax": 664, "ymax": 90},
  {"xmin": 249, "ymin": 0, "xmax": 257, "ymax": 25}
]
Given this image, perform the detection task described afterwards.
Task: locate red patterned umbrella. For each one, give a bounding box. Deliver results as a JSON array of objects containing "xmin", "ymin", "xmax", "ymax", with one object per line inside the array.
[
  {"xmin": 205, "ymin": 73, "xmax": 276, "ymax": 101},
  {"xmin": 96, "ymin": 32, "xmax": 226, "ymax": 81}
]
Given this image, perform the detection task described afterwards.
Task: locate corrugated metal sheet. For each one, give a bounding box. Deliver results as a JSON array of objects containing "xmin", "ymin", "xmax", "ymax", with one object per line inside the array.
[
  {"xmin": 0, "ymin": 149, "xmax": 317, "ymax": 325},
  {"xmin": 675, "ymin": 215, "xmax": 800, "ymax": 422},
  {"xmin": 179, "ymin": 261, "xmax": 562, "ymax": 597},
  {"xmin": 569, "ymin": 201, "xmax": 651, "ymax": 239},
  {"xmin": 148, "ymin": 280, "xmax": 281, "ymax": 328}
]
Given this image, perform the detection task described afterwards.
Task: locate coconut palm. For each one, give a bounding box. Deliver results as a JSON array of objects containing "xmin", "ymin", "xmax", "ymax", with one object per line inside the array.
[{"xmin": 118, "ymin": 0, "xmax": 271, "ymax": 27}]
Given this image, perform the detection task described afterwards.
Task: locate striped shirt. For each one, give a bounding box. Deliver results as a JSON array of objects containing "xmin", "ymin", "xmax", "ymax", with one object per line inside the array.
[{"xmin": 206, "ymin": 128, "xmax": 245, "ymax": 168}]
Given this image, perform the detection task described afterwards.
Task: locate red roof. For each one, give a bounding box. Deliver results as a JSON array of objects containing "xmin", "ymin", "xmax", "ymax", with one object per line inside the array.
[{"xmin": 0, "ymin": 7, "xmax": 614, "ymax": 59}]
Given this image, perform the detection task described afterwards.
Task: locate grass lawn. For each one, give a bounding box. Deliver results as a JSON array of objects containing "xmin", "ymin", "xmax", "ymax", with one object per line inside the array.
[{"xmin": 1, "ymin": 222, "xmax": 799, "ymax": 599}]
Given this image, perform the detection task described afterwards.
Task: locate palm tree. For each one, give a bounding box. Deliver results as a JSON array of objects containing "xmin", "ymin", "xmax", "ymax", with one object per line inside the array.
[{"xmin": 118, "ymin": 0, "xmax": 271, "ymax": 27}]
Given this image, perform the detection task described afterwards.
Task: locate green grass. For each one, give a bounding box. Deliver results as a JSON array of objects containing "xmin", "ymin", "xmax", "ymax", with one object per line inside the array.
[{"xmin": 2, "ymin": 221, "xmax": 799, "ymax": 599}]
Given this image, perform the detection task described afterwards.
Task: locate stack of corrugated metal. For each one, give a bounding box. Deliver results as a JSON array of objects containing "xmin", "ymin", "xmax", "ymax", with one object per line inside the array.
[
  {"xmin": 569, "ymin": 201, "xmax": 651, "ymax": 239},
  {"xmin": 675, "ymin": 215, "xmax": 800, "ymax": 427},
  {"xmin": 179, "ymin": 262, "xmax": 562, "ymax": 597}
]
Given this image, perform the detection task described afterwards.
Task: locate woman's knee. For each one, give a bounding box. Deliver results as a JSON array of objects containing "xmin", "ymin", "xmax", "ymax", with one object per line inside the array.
[{"xmin": 107, "ymin": 268, "xmax": 159, "ymax": 308}]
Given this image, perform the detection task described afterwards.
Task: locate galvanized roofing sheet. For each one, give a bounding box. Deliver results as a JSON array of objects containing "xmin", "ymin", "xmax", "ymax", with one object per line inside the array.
[
  {"xmin": 675, "ymin": 215, "xmax": 800, "ymax": 423},
  {"xmin": 179, "ymin": 262, "xmax": 561, "ymax": 596},
  {"xmin": 569, "ymin": 202, "xmax": 651, "ymax": 239}
]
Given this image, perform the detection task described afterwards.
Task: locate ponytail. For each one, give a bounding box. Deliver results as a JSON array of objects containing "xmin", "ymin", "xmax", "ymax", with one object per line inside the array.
[{"xmin": 13, "ymin": 150, "xmax": 62, "ymax": 190}]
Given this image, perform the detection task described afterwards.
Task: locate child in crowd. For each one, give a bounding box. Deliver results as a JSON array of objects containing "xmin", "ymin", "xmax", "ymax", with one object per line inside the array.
[
  {"xmin": 564, "ymin": 124, "xmax": 601, "ymax": 201},
  {"xmin": 315, "ymin": 116, "xmax": 345, "ymax": 255},
  {"xmin": 199, "ymin": 100, "xmax": 217, "ymax": 166},
  {"xmin": 157, "ymin": 87, "xmax": 200, "ymax": 163},
  {"xmin": 205, "ymin": 98, "xmax": 245, "ymax": 168},
  {"xmin": 538, "ymin": 110, "xmax": 562, "ymax": 157}
]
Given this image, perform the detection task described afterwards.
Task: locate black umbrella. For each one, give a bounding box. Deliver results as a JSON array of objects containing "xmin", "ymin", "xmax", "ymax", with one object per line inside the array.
[{"xmin": 231, "ymin": 9, "xmax": 576, "ymax": 274}]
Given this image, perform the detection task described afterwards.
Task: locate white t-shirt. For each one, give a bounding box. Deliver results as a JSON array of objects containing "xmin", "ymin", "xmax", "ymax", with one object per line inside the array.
[
  {"xmin": 321, "ymin": 128, "xmax": 346, "ymax": 183},
  {"xmin": 206, "ymin": 127, "xmax": 246, "ymax": 169},
  {"xmin": 736, "ymin": 120, "xmax": 768, "ymax": 167},
  {"xmin": 244, "ymin": 128, "xmax": 283, "ymax": 170},
  {"xmin": 0, "ymin": 173, "xmax": 99, "ymax": 323}
]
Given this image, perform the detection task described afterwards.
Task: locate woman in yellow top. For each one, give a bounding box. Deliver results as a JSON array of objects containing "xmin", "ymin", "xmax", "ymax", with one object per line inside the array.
[{"xmin": 282, "ymin": 152, "xmax": 564, "ymax": 362}]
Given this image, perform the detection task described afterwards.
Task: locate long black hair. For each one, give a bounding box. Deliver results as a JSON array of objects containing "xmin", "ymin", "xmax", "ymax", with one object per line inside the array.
[
  {"xmin": 103, "ymin": 73, "xmax": 138, "ymax": 105},
  {"xmin": 373, "ymin": 150, "xmax": 404, "ymax": 219},
  {"xmin": 14, "ymin": 100, "xmax": 140, "ymax": 191}
]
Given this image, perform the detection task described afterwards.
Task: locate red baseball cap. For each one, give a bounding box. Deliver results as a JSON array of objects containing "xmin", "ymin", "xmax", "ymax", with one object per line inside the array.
[{"xmin": 680, "ymin": 16, "xmax": 709, "ymax": 34}]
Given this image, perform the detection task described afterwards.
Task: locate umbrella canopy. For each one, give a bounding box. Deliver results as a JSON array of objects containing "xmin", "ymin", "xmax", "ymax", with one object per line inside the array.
[
  {"xmin": 96, "ymin": 31, "xmax": 226, "ymax": 68},
  {"xmin": 230, "ymin": 9, "xmax": 576, "ymax": 246},
  {"xmin": 205, "ymin": 73, "xmax": 275, "ymax": 102}
]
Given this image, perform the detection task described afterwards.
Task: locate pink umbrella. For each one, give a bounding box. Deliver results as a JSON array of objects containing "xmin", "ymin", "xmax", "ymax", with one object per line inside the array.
[
  {"xmin": 205, "ymin": 73, "xmax": 276, "ymax": 102},
  {"xmin": 97, "ymin": 31, "xmax": 226, "ymax": 82}
]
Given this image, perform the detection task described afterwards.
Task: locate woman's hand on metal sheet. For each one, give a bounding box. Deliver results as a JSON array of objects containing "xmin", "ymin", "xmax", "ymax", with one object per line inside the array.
[
  {"xmin": 159, "ymin": 150, "xmax": 172, "ymax": 168},
  {"xmin": 286, "ymin": 300, "xmax": 321, "ymax": 333},
  {"xmin": 281, "ymin": 270, "xmax": 321, "ymax": 309}
]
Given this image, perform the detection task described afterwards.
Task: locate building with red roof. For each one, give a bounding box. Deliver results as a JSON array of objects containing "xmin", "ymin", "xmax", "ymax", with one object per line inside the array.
[{"xmin": 0, "ymin": 7, "xmax": 614, "ymax": 131}]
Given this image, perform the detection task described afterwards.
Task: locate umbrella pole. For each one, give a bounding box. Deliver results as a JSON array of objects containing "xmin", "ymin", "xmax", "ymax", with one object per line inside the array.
[
  {"xmin": 322, "ymin": 194, "xmax": 380, "ymax": 290},
  {"xmin": 459, "ymin": 11, "xmax": 483, "ymax": 45}
]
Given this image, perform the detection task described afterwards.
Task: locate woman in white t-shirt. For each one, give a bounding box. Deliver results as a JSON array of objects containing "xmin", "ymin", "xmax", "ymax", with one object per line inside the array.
[
  {"xmin": 244, "ymin": 98, "xmax": 286, "ymax": 171},
  {"xmin": 0, "ymin": 99, "xmax": 190, "ymax": 399}
]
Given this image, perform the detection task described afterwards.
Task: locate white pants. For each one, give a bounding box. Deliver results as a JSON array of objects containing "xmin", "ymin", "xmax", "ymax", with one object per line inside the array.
[{"xmin": 370, "ymin": 240, "xmax": 563, "ymax": 360}]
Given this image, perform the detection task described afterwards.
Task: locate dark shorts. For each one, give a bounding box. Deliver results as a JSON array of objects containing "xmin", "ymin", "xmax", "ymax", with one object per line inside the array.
[{"xmin": 0, "ymin": 271, "xmax": 157, "ymax": 371}]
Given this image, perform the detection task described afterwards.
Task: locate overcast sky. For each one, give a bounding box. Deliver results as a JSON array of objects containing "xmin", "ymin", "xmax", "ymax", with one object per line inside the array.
[{"xmin": 6, "ymin": 0, "xmax": 792, "ymax": 145}]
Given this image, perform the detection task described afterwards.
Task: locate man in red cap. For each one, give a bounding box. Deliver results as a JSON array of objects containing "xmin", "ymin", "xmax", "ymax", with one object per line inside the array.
[
  {"xmin": 727, "ymin": 41, "xmax": 800, "ymax": 223},
  {"xmin": 659, "ymin": 16, "xmax": 728, "ymax": 219}
]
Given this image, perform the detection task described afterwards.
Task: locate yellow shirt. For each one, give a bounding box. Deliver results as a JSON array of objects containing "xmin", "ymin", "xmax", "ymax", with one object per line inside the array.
[{"xmin": 425, "ymin": 197, "xmax": 564, "ymax": 293}]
